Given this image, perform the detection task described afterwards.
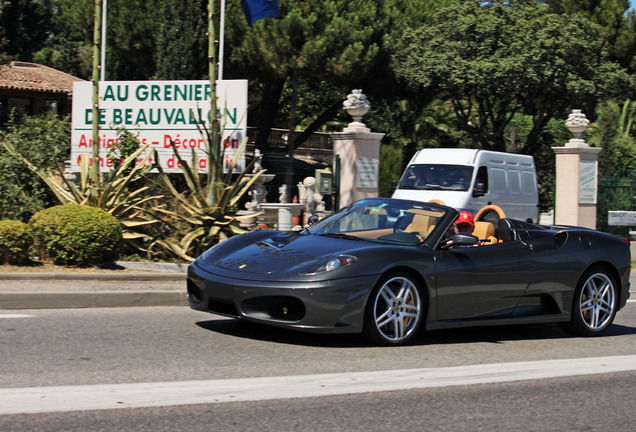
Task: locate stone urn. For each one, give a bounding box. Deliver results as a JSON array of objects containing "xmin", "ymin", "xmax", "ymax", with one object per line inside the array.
[
  {"xmin": 343, "ymin": 89, "xmax": 371, "ymax": 131},
  {"xmin": 565, "ymin": 109, "xmax": 590, "ymax": 140}
]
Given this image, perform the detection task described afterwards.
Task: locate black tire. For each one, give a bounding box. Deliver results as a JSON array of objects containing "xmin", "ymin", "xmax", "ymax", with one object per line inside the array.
[
  {"xmin": 561, "ymin": 268, "xmax": 618, "ymax": 337},
  {"xmin": 363, "ymin": 272, "xmax": 424, "ymax": 345}
]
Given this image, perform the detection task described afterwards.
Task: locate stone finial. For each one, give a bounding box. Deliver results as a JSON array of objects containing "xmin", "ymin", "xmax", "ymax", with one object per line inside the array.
[
  {"xmin": 565, "ymin": 109, "xmax": 590, "ymax": 141},
  {"xmin": 343, "ymin": 89, "xmax": 371, "ymax": 132}
]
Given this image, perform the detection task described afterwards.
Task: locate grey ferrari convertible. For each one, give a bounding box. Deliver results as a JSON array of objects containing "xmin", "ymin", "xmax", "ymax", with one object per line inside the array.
[{"xmin": 187, "ymin": 198, "xmax": 631, "ymax": 345}]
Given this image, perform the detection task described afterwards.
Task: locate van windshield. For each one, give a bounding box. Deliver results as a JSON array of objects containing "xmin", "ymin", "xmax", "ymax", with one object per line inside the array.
[{"xmin": 398, "ymin": 164, "xmax": 474, "ymax": 191}]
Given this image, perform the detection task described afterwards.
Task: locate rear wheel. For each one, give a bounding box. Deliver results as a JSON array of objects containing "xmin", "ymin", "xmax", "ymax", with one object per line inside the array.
[
  {"xmin": 364, "ymin": 272, "xmax": 424, "ymax": 345},
  {"xmin": 562, "ymin": 268, "xmax": 618, "ymax": 337}
]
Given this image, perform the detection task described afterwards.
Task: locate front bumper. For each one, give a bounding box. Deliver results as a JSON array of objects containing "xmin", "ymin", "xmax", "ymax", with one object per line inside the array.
[{"xmin": 187, "ymin": 264, "xmax": 379, "ymax": 334}]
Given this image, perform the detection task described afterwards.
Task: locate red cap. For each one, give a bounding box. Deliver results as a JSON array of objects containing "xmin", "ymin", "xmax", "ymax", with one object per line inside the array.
[{"xmin": 455, "ymin": 211, "xmax": 474, "ymax": 227}]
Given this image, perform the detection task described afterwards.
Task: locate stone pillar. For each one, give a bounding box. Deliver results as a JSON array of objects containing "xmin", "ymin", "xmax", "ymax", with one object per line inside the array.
[
  {"xmin": 552, "ymin": 109, "xmax": 602, "ymax": 229},
  {"xmin": 331, "ymin": 90, "xmax": 385, "ymax": 208}
]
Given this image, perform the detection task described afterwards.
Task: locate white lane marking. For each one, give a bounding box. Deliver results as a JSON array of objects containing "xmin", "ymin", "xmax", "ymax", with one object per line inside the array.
[
  {"xmin": 1, "ymin": 355, "xmax": 636, "ymax": 415},
  {"xmin": 0, "ymin": 314, "xmax": 34, "ymax": 318}
]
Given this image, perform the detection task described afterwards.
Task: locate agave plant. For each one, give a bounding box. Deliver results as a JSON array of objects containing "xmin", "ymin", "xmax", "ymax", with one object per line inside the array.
[
  {"xmin": 1, "ymin": 140, "xmax": 165, "ymax": 244},
  {"xmin": 150, "ymin": 134, "xmax": 266, "ymax": 262}
]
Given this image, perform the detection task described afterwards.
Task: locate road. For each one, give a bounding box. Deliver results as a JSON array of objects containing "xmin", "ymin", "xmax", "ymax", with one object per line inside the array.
[{"xmin": 1, "ymin": 297, "xmax": 636, "ymax": 430}]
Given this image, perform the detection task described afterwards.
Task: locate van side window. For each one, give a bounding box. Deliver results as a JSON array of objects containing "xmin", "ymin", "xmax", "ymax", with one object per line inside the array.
[
  {"xmin": 508, "ymin": 170, "xmax": 521, "ymax": 193},
  {"xmin": 522, "ymin": 171, "xmax": 537, "ymax": 195},
  {"xmin": 473, "ymin": 166, "xmax": 489, "ymax": 197},
  {"xmin": 491, "ymin": 168, "xmax": 507, "ymax": 193}
]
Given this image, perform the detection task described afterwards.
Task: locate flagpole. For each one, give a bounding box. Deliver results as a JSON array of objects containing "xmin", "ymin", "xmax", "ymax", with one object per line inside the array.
[
  {"xmin": 100, "ymin": 0, "xmax": 107, "ymax": 81},
  {"xmin": 218, "ymin": 0, "xmax": 225, "ymax": 80}
]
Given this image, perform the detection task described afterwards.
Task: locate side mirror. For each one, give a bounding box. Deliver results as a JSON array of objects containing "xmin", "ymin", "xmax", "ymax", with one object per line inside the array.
[
  {"xmin": 472, "ymin": 182, "xmax": 486, "ymax": 197},
  {"xmin": 440, "ymin": 233, "xmax": 480, "ymax": 249},
  {"xmin": 307, "ymin": 214, "xmax": 320, "ymax": 226},
  {"xmin": 390, "ymin": 179, "xmax": 398, "ymax": 193}
]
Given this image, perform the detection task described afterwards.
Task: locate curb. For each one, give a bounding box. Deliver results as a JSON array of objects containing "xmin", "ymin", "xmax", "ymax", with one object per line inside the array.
[
  {"xmin": 0, "ymin": 290, "xmax": 188, "ymax": 310},
  {"xmin": 0, "ymin": 262, "xmax": 189, "ymax": 309},
  {"xmin": 0, "ymin": 272, "xmax": 186, "ymax": 281}
]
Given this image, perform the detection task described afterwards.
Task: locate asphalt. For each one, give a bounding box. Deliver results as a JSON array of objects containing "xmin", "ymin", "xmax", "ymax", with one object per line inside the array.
[{"xmin": 0, "ymin": 262, "xmax": 188, "ymax": 310}]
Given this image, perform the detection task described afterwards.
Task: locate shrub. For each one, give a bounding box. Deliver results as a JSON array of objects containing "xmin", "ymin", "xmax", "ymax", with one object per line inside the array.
[
  {"xmin": 0, "ymin": 113, "xmax": 71, "ymax": 222},
  {"xmin": 0, "ymin": 220, "xmax": 33, "ymax": 265},
  {"xmin": 29, "ymin": 204, "xmax": 122, "ymax": 266}
]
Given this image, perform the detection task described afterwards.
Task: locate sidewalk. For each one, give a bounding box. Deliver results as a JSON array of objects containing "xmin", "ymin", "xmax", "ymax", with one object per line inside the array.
[{"xmin": 0, "ymin": 262, "xmax": 188, "ymax": 310}]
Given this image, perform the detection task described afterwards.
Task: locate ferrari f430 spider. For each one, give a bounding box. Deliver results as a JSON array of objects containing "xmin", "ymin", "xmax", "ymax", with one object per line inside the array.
[{"xmin": 187, "ymin": 198, "xmax": 631, "ymax": 345}]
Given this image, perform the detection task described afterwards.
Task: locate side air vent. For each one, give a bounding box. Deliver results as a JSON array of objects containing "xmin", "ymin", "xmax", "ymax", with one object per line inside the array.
[{"xmin": 554, "ymin": 231, "xmax": 568, "ymax": 247}]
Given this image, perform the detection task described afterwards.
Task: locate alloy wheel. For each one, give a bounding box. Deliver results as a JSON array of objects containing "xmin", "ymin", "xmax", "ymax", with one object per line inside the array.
[
  {"xmin": 578, "ymin": 272, "xmax": 616, "ymax": 331},
  {"xmin": 371, "ymin": 275, "xmax": 422, "ymax": 343}
]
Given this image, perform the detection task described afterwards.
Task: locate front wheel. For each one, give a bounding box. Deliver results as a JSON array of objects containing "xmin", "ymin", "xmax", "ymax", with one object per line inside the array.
[
  {"xmin": 562, "ymin": 269, "xmax": 618, "ymax": 337},
  {"xmin": 364, "ymin": 273, "xmax": 424, "ymax": 345}
]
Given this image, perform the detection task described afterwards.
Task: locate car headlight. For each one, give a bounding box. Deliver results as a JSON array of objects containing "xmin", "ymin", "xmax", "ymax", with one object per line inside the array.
[{"xmin": 300, "ymin": 254, "xmax": 358, "ymax": 275}]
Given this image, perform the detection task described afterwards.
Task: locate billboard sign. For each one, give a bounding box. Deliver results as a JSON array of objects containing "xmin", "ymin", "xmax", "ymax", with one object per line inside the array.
[{"xmin": 71, "ymin": 79, "xmax": 248, "ymax": 173}]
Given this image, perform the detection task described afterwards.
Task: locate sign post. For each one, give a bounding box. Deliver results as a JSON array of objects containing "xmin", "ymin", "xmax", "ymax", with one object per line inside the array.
[{"xmin": 71, "ymin": 79, "xmax": 248, "ymax": 173}]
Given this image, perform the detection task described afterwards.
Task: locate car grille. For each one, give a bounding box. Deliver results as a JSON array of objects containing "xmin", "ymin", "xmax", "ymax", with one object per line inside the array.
[{"xmin": 242, "ymin": 296, "xmax": 306, "ymax": 322}]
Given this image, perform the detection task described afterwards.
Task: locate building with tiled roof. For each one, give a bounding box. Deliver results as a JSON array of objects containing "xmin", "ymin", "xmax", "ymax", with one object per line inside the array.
[{"xmin": 0, "ymin": 61, "xmax": 86, "ymax": 122}]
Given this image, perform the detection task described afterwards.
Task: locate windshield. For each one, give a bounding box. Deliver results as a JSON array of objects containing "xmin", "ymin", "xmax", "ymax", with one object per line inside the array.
[
  {"xmin": 398, "ymin": 164, "xmax": 474, "ymax": 191},
  {"xmin": 307, "ymin": 199, "xmax": 448, "ymax": 246}
]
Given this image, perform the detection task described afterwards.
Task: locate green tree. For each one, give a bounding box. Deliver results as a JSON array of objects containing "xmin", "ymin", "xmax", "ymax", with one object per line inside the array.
[
  {"xmin": 107, "ymin": 0, "xmax": 162, "ymax": 80},
  {"xmin": 378, "ymin": 144, "xmax": 402, "ymax": 197},
  {"xmin": 33, "ymin": 38, "xmax": 93, "ymax": 79},
  {"xmin": 0, "ymin": 1, "xmax": 10, "ymax": 64},
  {"xmin": 0, "ymin": 114, "xmax": 71, "ymax": 222},
  {"xmin": 33, "ymin": 0, "xmax": 162, "ymax": 80},
  {"xmin": 545, "ymin": 0, "xmax": 636, "ymax": 71},
  {"xmin": 225, "ymin": 0, "xmax": 384, "ymax": 152},
  {"xmin": 154, "ymin": 0, "xmax": 207, "ymax": 80},
  {"xmin": 587, "ymin": 99, "xmax": 636, "ymax": 174},
  {"xmin": 0, "ymin": 0, "xmax": 55, "ymax": 64},
  {"xmin": 30, "ymin": 0, "xmax": 99, "ymax": 79},
  {"xmin": 395, "ymin": 0, "xmax": 630, "ymax": 155}
]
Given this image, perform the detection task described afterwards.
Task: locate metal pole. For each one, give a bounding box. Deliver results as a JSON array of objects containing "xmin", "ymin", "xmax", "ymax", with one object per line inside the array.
[
  {"xmin": 91, "ymin": 0, "xmax": 102, "ymax": 186},
  {"xmin": 218, "ymin": 0, "xmax": 225, "ymax": 80},
  {"xmin": 100, "ymin": 0, "xmax": 107, "ymax": 81}
]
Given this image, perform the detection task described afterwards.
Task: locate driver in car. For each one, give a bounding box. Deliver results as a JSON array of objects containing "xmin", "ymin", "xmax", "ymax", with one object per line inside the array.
[{"xmin": 448, "ymin": 211, "xmax": 481, "ymax": 247}]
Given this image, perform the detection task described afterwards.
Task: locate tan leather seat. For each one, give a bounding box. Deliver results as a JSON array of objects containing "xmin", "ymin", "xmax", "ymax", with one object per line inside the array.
[
  {"xmin": 473, "ymin": 221, "xmax": 496, "ymax": 244},
  {"xmin": 405, "ymin": 214, "xmax": 430, "ymax": 233}
]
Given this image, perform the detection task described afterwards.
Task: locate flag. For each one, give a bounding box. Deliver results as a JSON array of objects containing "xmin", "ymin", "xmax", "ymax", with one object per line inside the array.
[{"xmin": 241, "ymin": 0, "xmax": 281, "ymax": 26}]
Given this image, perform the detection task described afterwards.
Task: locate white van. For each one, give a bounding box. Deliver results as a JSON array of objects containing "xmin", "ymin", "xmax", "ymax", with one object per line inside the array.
[{"xmin": 392, "ymin": 149, "xmax": 539, "ymax": 222}]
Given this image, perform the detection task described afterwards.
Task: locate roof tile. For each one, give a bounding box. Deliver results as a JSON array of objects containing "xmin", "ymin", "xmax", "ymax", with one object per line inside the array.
[{"xmin": 0, "ymin": 61, "xmax": 85, "ymax": 94}]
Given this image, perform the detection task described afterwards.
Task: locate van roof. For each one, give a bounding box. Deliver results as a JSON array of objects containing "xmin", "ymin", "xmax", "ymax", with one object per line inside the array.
[{"xmin": 410, "ymin": 148, "xmax": 534, "ymax": 166}]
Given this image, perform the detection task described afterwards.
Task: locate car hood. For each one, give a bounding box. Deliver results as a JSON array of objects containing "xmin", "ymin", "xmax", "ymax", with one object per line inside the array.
[{"xmin": 201, "ymin": 231, "xmax": 373, "ymax": 276}]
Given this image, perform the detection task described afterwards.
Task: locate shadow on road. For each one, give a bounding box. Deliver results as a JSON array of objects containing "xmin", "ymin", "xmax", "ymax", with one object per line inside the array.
[
  {"xmin": 195, "ymin": 319, "xmax": 369, "ymax": 348},
  {"xmin": 420, "ymin": 322, "xmax": 636, "ymax": 345},
  {"xmin": 195, "ymin": 317, "xmax": 636, "ymax": 348}
]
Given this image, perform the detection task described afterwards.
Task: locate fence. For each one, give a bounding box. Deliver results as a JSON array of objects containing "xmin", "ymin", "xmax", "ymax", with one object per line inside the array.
[{"xmin": 597, "ymin": 171, "xmax": 636, "ymax": 236}]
